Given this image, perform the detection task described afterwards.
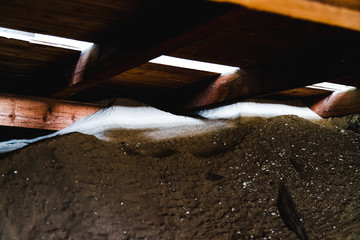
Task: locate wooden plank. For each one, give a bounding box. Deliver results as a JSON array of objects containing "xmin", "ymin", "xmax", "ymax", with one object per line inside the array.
[
  {"xmin": 50, "ymin": 2, "xmax": 355, "ymax": 100},
  {"xmin": 0, "ymin": 38, "xmax": 80, "ymax": 95},
  {"xmin": 50, "ymin": 6, "xmax": 254, "ymax": 99},
  {"xmin": 272, "ymin": 87, "xmax": 332, "ymax": 98},
  {"xmin": 173, "ymin": 36, "xmax": 360, "ymax": 111},
  {"xmin": 0, "ymin": 0, "xmax": 158, "ymax": 42},
  {"xmin": 0, "ymin": 94, "xmax": 104, "ymax": 130},
  {"xmin": 169, "ymin": 9, "xmax": 346, "ymax": 68},
  {"xmin": 262, "ymin": 87, "xmax": 332, "ymax": 101},
  {"xmin": 66, "ymin": 64, "xmax": 220, "ymax": 104},
  {"xmin": 108, "ymin": 63, "xmax": 220, "ymax": 89},
  {"xmin": 307, "ymin": 88, "xmax": 360, "ymax": 118},
  {"xmin": 0, "ymin": 0, "xmax": 232, "ymax": 42},
  {"xmin": 212, "ymin": 0, "xmax": 360, "ymax": 31}
]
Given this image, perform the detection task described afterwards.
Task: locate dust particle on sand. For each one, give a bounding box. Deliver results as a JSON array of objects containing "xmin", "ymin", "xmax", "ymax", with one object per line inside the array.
[{"xmin": 0, "ymin": 115, "xmax": 359, "ymax": 239}]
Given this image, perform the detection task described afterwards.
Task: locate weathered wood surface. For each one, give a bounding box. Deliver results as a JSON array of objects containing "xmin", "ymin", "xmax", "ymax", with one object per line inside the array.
[
  {"xmin": 108, "ymin": 63, "xmax": 220, "ymax": 89},
  {"xmin": 0, "ymin": 0, "xmax": 176, "ymax": 42},
  {"xmin": 52, "ymin": 4, "xmax": 353, "ymax": 100},
  {"xmin": 1, "ymin": 0, "xmax": 232, "ymax": 99},
  {"xmin": 0, "ymin": 38, "xmax": 80, "ymax": 95},
  {"xmin": 169, "ymin": 7, "xmax": 347, "ymax": 68},
  {"xmin": 270, "ymin": 87, "xmax": 332, "ymax": 99},
  {"xmin": 0, "ymin": 94, "xmax": 104, "ymax": 130},
  {"xmin": 307, "ymin": 88, "xmax": 360, "ymax": 118},
  {"xmin": 212, "ymin": 0, "xmax": 360, "ymax": 31},
  {"xmin": 50, "ymin": 6, "xmax": 244, "ymax": 99},
  {"xmin": 1, "ymin": 0, "xmax": 359, "ymax": 119},
  {"xmin": 176, "ymin": 36, "xmax": 360, "ymax": 111},
  {"xmin": 66, "ymin": 63, "xmax": 220, "ymax": 104}
]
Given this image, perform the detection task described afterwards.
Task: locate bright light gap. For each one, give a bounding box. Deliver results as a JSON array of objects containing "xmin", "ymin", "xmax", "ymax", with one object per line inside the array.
[
  {"xmin": 306, "ymin": 82, "xmax": 356, "ymax": 92},
  {"xmin": 149, "ymin": 55, "xmax": 240, "ymax": 75},
  {"xmin": 0, "ymin": 27, "xmax": 93, "ymax": 51}
]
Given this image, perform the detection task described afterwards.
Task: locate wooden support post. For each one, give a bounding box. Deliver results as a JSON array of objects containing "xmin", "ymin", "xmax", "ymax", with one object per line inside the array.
[
  {"xmin": 0, "ymin": 94, "xmax": 104, "ymax": 130},
  {"xmin": 212, "ymin": 0, "xmax": 360, "ymax": 31},
  {"xmin": 307, "ymin": 88, "xmax": 360, "ymax": 118}
]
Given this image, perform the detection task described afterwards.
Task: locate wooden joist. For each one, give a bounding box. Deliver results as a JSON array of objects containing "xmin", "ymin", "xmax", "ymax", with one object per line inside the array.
[
  {"xmin": 212, "ymin": 0, "xmax": 360, "ymax": 31},
  {"xmin": 307, "ymin": 88, "xmax": 360, "ymax": 118},
  {"xmin": 268, "ymin": 87, "xmax": 332, "ymax": 99},
  {"xmin": 50, "ymin": 2, "xmax": 235, "ymax": 99},
  {"xmin": 1, "ymin": 0, "xmax": 359, "ymax": 123},
  {"xmin": 0, "ymin": 94, "xmax": 104, "ymax": 130},
  {"xmin": 51, "ymin": 0, "xmax": 358, "ymax": 103},
  {"xmin": 177, "ymin": 36, "xmax": 360, "ymax": 111},
  {"xmin": 107, "ymin": 63, "xmax": 220, "ymax": 89}
]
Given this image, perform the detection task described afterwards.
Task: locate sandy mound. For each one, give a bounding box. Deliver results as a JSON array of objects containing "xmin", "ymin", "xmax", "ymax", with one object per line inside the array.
[{"xmin": 0, "ymin": 115, "xmax": 359, "ymax": 239}]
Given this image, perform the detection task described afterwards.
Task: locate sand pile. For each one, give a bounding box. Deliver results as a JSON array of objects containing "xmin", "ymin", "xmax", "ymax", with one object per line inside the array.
[{"xmin": 0, "ymin": 115, "xmax": 359, "ymax": 239}]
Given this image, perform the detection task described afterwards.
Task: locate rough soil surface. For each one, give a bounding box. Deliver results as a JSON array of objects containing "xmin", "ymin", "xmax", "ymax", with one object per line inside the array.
[{"xmin": 0, "ymin": 115, "xmax": 359, "ymax": 239}]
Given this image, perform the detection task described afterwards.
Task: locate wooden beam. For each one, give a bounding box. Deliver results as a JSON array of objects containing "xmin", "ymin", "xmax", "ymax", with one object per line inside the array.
[
  {"xmin": 212, "ymin": 0, "xmax": 360, "ymax": 31},
  {"xmin": 0, "ymin": 94, "xmax": 104, "ymax": 130},
  {"xmin": 270, "ymin": 87, "xmax": 332, "ymax": 99},
  {"xmin": 50, "ymin": 5, "xmax": 252, "ymax": 99},
  {"xmin": 307, "ymin": 88, "xmax": 360, "ymax": 118},
  {"xmin": 173, "ymin": 36, "xmax": 360, "ymax": 111}
]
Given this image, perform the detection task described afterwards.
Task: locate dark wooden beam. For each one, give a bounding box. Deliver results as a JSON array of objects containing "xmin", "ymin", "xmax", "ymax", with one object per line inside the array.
[
  {"xmin": 0, "ymin": 94, "xmax": 104, "ymax": 130},
  {"xmin": 306, "ymin": 88, "xmax": 360, "ymax": 118},
  {"xmin": 170, "ymin": 35, "xmax": 360, "ymax": 111},
  {"xmin": 269, "ymin": 87, "xmax": 332, "ymax": 99},
  {"xmin": 212, "ymin": 0, "xmax": 360, "ymax": 31},
  {"xmin": 50, "ymin": 5, "xmax": 254, "ymax": 99}
]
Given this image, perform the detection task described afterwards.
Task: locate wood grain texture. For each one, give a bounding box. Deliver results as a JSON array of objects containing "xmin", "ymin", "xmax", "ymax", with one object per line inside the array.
[
  {"xmin": 66, "ymin": 64, "xmax": 220, "ymax": 105},
  {"xmin": 307, "ymin": 88, "xmax": 360, "ymax": 118},
  {"xmin": 50, "ymin": 3, "xmax": 235, "ymax": 98},
  {"xmin": 176, "ymin": 36, "xmax": 360, "ymax": 111},
  {"xmin": 1, "ymin": 0, "xmax": 359, "ymax": 118},
  {"xmin": 51, "ymin": 4, "xmax": 352, "ymax": 100},
  {"xmin": 0, "ymin": 0, "xmax": 151, "ymax": 42},
  {"xmin": 170, "ymin": 6, "xmax": 349, "ymax": 67},
  {"xmin": 212, "ymin": 0, "xmax": 360, "ymax": 31},
  {"xmin": 310, "ymin": 0, "xmax": 360, "ymax": 9},
  {"xmin": 1, "ymin": 0, "xmax": 232, "ymax": 99},
  {"xmin": 0, "ymin": 94, "xmax": 103, "ymax": 130},
  {"xmin": 266, "ymin": 87, "xmax": 332, "ymax": 100},
  {"xmin": 0, "ymin": 38, "xmax": 80, "ymax": 95},
  {"xmin": 109, "ymin": 63, "xmax": 219, "ymax": 89}
]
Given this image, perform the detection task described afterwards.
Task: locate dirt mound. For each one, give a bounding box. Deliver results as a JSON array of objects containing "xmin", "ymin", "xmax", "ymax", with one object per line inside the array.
[{"xmin": 0, "ymin": 115, "xmax": 359, "ymax": 239}]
